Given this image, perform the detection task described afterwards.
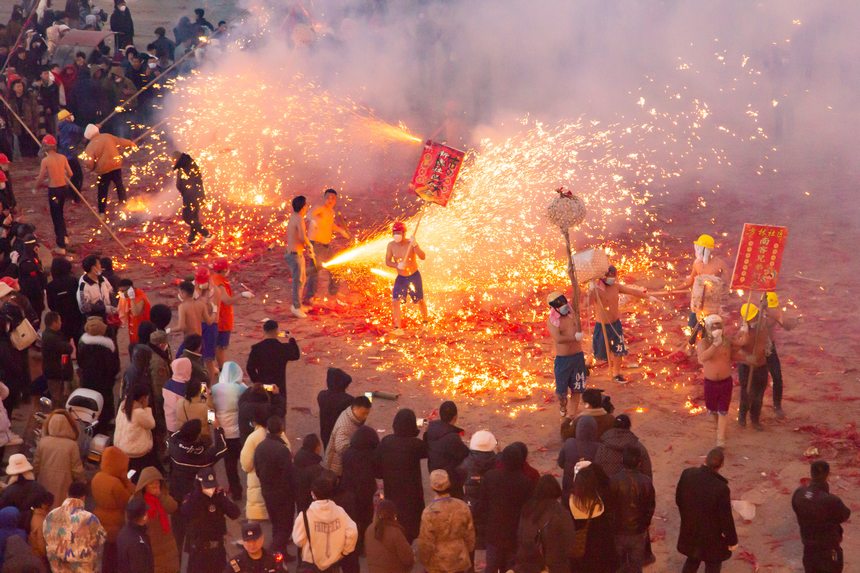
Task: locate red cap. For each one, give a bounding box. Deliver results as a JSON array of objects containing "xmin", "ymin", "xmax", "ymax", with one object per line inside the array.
[
  {"xmin": 212, "ymin": 259, "xmax": 230, "ymax": 273},
  {"xmin": 392, "ymin": 221, "xmax": 406, "ymax": 234},
  {"xmin": 41, "ymin": 135, "xmax": 57, "ymax": 146},
  {"xmin": 0, "ymin": 153, "xmax": 9, "ymax": 164},
  {"xmin": 0, "ymin": 277, "xmax": 19, "ymax": 291},
  {"xmin": 194, "ymin": 266, "xmax": 210, "ymax": 284}
]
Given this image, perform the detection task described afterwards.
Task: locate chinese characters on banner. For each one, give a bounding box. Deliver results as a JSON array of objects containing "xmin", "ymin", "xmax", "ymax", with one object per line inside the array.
[
  {"xmin": 730, "ymin": 223, "xmax": 789, "ymax": 291},
  {"xmin": 410, "ymin": 140, "xmax": 465, "ymax": 207}
]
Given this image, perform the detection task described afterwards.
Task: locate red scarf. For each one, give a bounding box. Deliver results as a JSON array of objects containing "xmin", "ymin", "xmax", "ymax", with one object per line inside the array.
[{"xmin": 143, "ymin": 492, "xmax": 171, "ymax": 533}]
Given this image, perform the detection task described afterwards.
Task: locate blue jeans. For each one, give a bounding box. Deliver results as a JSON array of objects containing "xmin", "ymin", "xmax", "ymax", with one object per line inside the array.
[
  {"xmin": 615, "ymin": 532, "xmax": 647, "ymax": 573},
  {"xmin": 304, "ymin": 241, "xmax": 338, "ymax": 300},
  {"xmin": 285, "ymin": 251, "xmax": 306, "ymax": 308}
]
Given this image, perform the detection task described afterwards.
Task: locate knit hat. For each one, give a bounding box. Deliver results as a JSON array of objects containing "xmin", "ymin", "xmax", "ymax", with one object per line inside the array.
[
  {"xmin": 84, "ymin": 316, "xmax": 107, "ymax": 337},
  {"xmin": 171, "ymin": 357, "xmax": 192, "ymax": 382},
  {"xmin": 469, "ymin": 430, "xmax": 497, "ymax": 452},
  {"xmin": 5, "ymin": 454, "xmax": 33, "ymax": 476},
  {"xmin": 84, "ymin": 124, "xmax": 99, "ymax": 140},
  {"xmin": 150, "ymin": 330, "xmax": 168, "ymax": 346},
  {"xmin": 429, "ymin": 469, "xmax": 450, "ymax": 492}
]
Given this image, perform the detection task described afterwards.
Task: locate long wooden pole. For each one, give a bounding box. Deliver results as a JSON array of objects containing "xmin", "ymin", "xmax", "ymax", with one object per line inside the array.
[
  {"xmin": 131, "ymin": 117, "xmax": 170, "ymax": 145},
  {"xmin": 563, "ymin": 230, "xmax": 582, "ymax": 332},
  {"xmin": 0, "ymin": 94, "xmax": 129, "ymax": 251},
  {"xmin": 0, "ymin": 2, "xmax": 39, "ymax": 75}
]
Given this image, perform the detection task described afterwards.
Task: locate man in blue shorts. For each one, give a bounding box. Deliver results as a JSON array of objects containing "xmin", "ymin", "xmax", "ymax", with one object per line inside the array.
[
  {"xmin": 385, "ymin": 221, "xmax": 428, "ymax": 335},
  {"xmin": 547, "ymin": 291, "xmax": 586, "ymax": 418},
  {"xmin": 589, "ymin": 265, "xmax": 652, "ymax": 384}
]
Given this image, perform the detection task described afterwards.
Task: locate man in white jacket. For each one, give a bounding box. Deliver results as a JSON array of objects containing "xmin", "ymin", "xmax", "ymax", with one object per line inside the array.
[{"xmin": 292, "ymin": 471, "xmax": 358, "ymax": 571}]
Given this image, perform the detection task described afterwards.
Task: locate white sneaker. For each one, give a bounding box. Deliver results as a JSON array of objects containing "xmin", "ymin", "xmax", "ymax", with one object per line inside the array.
[{"xmin": 290, "ymin": 306, "xmax": 307, "ymax": 318}]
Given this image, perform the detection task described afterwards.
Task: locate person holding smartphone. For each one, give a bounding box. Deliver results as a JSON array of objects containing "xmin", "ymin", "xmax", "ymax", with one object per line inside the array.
[{"xmin": 245, "ymin": 320, "xmax": 300, "ymax": 415}]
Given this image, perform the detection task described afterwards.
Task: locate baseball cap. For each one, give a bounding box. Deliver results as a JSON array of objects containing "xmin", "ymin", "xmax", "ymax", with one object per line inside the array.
[
  {"xmin": 196, "ymin": 467, "xmax": 218, "ymax": 488},
  {"xmin": 242, "ymin": 521, "xmax": 263, "ymax": 541}
]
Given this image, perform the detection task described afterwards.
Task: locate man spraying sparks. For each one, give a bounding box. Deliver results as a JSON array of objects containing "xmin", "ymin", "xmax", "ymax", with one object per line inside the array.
[
  {"xmin": 547, "ymin": 291, "xmax": 586, "ymax": 418},
  {"xmin": 588, "ymin": 265, "xmax": 653, "ymax": 384},
  {"xmin": 385, "ymin": 221, "xmax": 427, "ymax": 335},
  {"xmin": 304, "ymin": 188, "xmax": 350, "ymax": 306}
]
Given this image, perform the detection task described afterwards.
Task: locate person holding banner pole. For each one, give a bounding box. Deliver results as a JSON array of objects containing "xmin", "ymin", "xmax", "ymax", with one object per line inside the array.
[
  {"xmin": 736, "ymin": 300, "xmax": 771, "ymax": 431},
  {"xmin": 385, "ymin": 221, "xmax": 427, "ymax": 335}
]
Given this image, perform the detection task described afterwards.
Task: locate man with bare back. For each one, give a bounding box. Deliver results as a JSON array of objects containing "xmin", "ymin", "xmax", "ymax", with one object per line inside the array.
[
  {"xmin": 547, "ymin": 291, "xmax": 586, "ymax": 418},
  {"xmin": 385, "ymin": 221, "xmax": 428, "ymax": 335},
  {"xmin": 696, "ymin": 313, "xmax": 746, "ymax": 447}
]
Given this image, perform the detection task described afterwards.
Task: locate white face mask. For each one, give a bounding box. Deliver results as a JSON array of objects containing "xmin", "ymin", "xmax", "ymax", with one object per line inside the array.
[
  {"xmin": 694, "ymin": 244, "xmax": 711, "ymax": 264},
  {"xmin": 393, "ymin": 234, "xmax": 404, "ymax": 243},
  {"xmin": 118, "ymin": 5, "xmax": 126, "ymax": 11},
  {"xmin": 557, "ymin": 304, "xmax": 571, "ymax": 316},
  {"xmin": 604, "ymin": 277, "xmax": 616, "ymax": 286},
  {"xmin": 710, "ymin": 329, "xmax": 723, "ymax": 339}
]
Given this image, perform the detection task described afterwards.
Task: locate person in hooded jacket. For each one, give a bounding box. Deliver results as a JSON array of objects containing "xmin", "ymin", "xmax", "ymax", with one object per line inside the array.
[
  {"xmin": 171, "ymin": 152, "xmax": 211, "ymax": 246},
  {"xmin": 2, "ymin": 535, "xmax": 45, "ymax": 573},
  {"xmin": 479, "ymin": 444, "xmax": 536, "ymax": 573},
  {"xmin": 122, "ymin": 344, "xmax": 153, "ymax": 400},
  {"xmin": 132, "ymin": 467, "xmax": 179, "ymax": 573},
  {"xmin": 558, "ymin": 416, "xmax": 599, "ymax": 494},
  {"xmin": 253, "ymin": 416, "xmax": 294, "ymax": 560},
  {"xmin": 0, "ymin": 506, "xmax": 26, "ymax": 566},
  {"xmin": 45, "ymin": 257, "xmax": 82, "ymax": 340},
  {"xmin": 341, "ymin": 424, "xmax": 380, "ymax": 558},
  {"xmin": 594, "ymin": 414, "xmax": 652, "ymax": 480},
  {"xmin": 609, "ymin": 447, "xmax": 655, "ymax": 573},
  {"xmin": 77, "ymin": 316, "xmax": 120, "ymax": 433},
  {"xmin": 561, "ymin": 389, "xmax": 615, "ymax": 441},
  {"xmin": 92, "ymin": 446, "xmax": 135, "ymax": 573},
  {"xmin": 456, "ymin": 430, "xmax": 497, "ymax": 552},
  {"xmin": 375, "ymin": 408, "xmax": 428, "ymax": 543},
  {"xmin": 163, "ymin": 357, "xmax": 192, "ymax": 434},
  {"xmin": 294, "ymin": 434, "xmax": 324, "ymax": 514},
  {"xmin": 167, "ymin": 419, "xmax": 227, "ymax": 553},
  {"xmin": 317, "ymin": 367, "xmax": 354, "ymax": 448},
  {"xmin": 33, "ymin": 410, "xmax": 84, "ymax": 508},
  {"xmin": 237, "ymin": 385, "xmax": 277, "ymax": 443},
  {"xmin": 513, "ymin": 475, "xmax": 576, "ymax": 573},
  {"xmin": 210, "ymin": 361, "xmax": 246, "ymax": 499},
  {"xmin": 240, "ymin": 406, "xmax": 276, "ymax": 522},
  {"xmin": 423, "ymin": 400, "xmax": 469, "ymax": 498},
  {"xmin": 110, "ymin": 1, "xmax": 135, "ymax": 51}
]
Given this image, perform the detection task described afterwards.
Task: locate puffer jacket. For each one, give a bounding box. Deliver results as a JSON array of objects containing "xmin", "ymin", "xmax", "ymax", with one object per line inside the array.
[
  {"xmin": 44, "ymin": 497, "xmax": 106, "ymax": 573},
  {"xmin": 210, "ymin": 362, "xmax": 247, "ymax": 439},
  {"xmin": 113, "ymin": 400, "xmax": 155, "ymax": 458},
  {"xmin": 609, "ymin": 468, "xmax": 655, "ymax": 535},
  {"xmin": 33, "ymin": 411, "xmax": 84, "ymax": 508},
  {"xmin": 167, "ymin": 427, "xmax": 226, "ymax": 504},
  {"xmin": 92, "ymin": 446, "xmax": 135, "ymax": 542},
  {"xmin": 133, "ymin": 467, "xmax": 179, "ymax": 573},
  {"xmin": 416, "ymin": 496, "xmax": 475, "ymax": 573},
  {"xmin": 239, "ymin": 425, "xmax": 269, "ymax": 520},
  {"xmin": 594, "ymin": 427, "xmax": 653, "ymax": 479}
]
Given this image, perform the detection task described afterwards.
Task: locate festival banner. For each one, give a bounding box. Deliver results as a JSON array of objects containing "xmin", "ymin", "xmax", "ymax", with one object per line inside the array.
[
  {"xmin": 410, "ymin": 140, "xmax": 465, "ymax": 207},
  {"xmin": 730, "ymin": 223, "xmax": 789, "ymax": 291}
]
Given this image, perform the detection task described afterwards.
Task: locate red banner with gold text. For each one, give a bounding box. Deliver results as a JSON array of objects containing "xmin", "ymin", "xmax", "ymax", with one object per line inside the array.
[
  {"xmin": 730, "ymin": 223, "xmax": 789, "ymax": 291},
  {"xmin": 410, "ymin": 140, "xmax": 465, "ymax": 207}
]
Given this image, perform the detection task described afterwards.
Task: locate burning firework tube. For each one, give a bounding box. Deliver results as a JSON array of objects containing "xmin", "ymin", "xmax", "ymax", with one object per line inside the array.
[{"xmin": 546, "ymin": 187, "xmax": 587, "ymax": 331}]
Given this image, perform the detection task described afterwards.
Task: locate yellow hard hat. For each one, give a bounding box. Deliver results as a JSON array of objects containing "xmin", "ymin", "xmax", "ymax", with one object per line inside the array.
[
  {"xmin": 57, "ymin": 109, "xmax": 72, "ymax": 122},
  {"xmin": 694, "ymin": 234, "xmax": 715, "ymax": 250},
  {"xmin": 740, "ymin": 303, "xmax": 759, "ymax": 321},
  {"xmin": 546, "ymin": 291, "xmax": 565, "ymax": 306},
  {"xmin": 766, "ymin": 292, "xmax": 779, "ymax": 308}
]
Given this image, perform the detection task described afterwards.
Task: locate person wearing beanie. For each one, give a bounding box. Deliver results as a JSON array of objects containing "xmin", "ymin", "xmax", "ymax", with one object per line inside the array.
[
  {"xmin": 478, "ymin": 444, "xmax": 535, "ymax": 573},
  {"xmin": 317, "ymin": 367, "xmax": 354, "ymax": 448},
  {"xmin": 416, "ymin": 470, "xmax": 475, "ymax": 573},
  {"xmin": 423, "ymin": 400, "xmax": 469, "ymax": 498},
  {"xmin": 81, "ymin": 123, "xmax": 136, "ymax": 216},
  {"xmin": 56, "ymin": 109, "xmax": 84, "ymax": 202},
  {"xmin": 77, "ymin": 316, "xmax": 120, "ymax": 433},
  {"xmin": 246, "ymin": 319, "xmax": 300, "ymax": 413},
  {"xmin": 35, "ymin": 134, "xmax": 72, "ymax": 254}
]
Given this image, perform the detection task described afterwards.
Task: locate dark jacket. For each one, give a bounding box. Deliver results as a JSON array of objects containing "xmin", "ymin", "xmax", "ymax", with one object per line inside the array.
[
  {"xmin": 0, "ymin": 507, "xmax": 26, "ymax": 564},
  {"xmin": 561, "ymin": 408, "xmax": 616, "ymax": 441},
  {"xmin": 0, "ymin": 478, "xmax": 48, "ymax": 531},
  {"xmin": 109, "ymin": 7, "xmax": 134, "ymax": 39},
  {"xmin": 514, "ymin": 500, "xmax": 575, "ymax": 573},
  {"xmin": 293, "ymin": 448, "xmax": 323, "ymax": 513},
  {"xmin": 172, "ymin": 153, "xmax": 206, "ymax": 208},
  {"xmin": 237, "ymin": 389, "xmax": 278, "ymax": 443},
  {"xmin": 558, "ymin": 416, "xmax": 599, "ymax": 493},
  {"xmin": 116, "ymin": 521, "xmax": 154, "ymax": 573},
  {"xmin": 457, "ymin": 450, "xmax": 497, "ymax": 546},
  {"xmin": 122, "ymin": 345, "xmax": 153, "ymax": 398},
  {"xmin": 478, "ymin": 446, "xmax": 535, "ymax": 552},
  {"xmin": 792, "ymin": 481, "xmax": 851, "ymax": 551},
  {"xmin": 1, "ymin": 535, "xmax": 46, "ymax": 573},
  {"xmin": 317, "ymin": 368, "xmax": 353, "ymax": 448},
  {"xmin": 374, "ymin": 410, "xmax": 428, "ymax": 542},
  {"xmin": 676, "ymin": 466, "xmax": 738, "ymax": 563},
  {"xmin": 423, "ymin": 420, "xmax": 469, "ymax": 495},
  {"xmin": 180, "ymin": 349, "xmax": 208, "ymax": 388},
  {"xmin": 41, "ymin": 328, "xmax": 73, "ymax": 381},
  {"xmin": 341, "ymin": 425, "xmax": 380, "ymax": 530},
  {"xmin": 254, "ymin": 433, "xmax": 294, "ymax": 510},
  {"xmin": 46, "ymin": 275, "xmax": 83, "ymax": 340},
  {"xmin": 180, "ymin": 488, "xmax": 240, "ymax": 544},
  {"xmin": 609, "ymin": 468, "xmax": 655, "ymax": 534},
  {"xmin": 77, "ymin": 333, "xmax": 120, "ymax": 393},
  {"xmin": 167, "ymin": 427, "xmax": 227, "ymax": 504},
  {"xmin": 246, "ymin": 337, "xmax": 300, "ymax": 395},
  {"xmin": 594, "ymin": 428, "xmax": 653, "ymax": 479}
]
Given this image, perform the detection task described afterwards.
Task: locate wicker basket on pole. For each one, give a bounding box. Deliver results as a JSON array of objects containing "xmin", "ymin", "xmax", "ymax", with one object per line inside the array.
[{"xmin": 546, "ymin": 187, "xmax": 587, "ymax": 331}]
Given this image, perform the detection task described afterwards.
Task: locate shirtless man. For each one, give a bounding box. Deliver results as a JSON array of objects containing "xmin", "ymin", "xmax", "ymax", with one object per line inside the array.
[
  {"xmin": 385, "ymin": 221, "xmax": 427, "ymax": 335},
  {"xmin": 675, "ymin": 234, "xmax": 730, "ymax": 328},
  {"xmin": 304, "ymin": 188, "xmax": 350, "ymax": 305},
  {"xmin": 588, "ymin": 265, "xmax": 652, "ymax": 383},
  {"xmin": 736, "ymin": 303, "xmax": 771, "ymax": 431},
  {"xmin": 194, "ymin": 266, "xmax": 219, "ymax": 382},
  {"xmin": 35, "ymin": 135, "xmax": 72, "ymax": 255},
  {"xmin": 697, "ymin": 314, "xmax": 746, "ymax": 446},
  {"xmin": 547, "ymin": 291, "xmax": 586, "ymax": 418},
  {"xmin": 177, "ymin": 280, "xmax": 211, "ymax": 340},
  {"xmin": 286, "ymin": 195, "xmax": 315, "ymax": 318},
  {"xmin": 765, "ymin": 292, "xmax": 797, "ymax": 419}
]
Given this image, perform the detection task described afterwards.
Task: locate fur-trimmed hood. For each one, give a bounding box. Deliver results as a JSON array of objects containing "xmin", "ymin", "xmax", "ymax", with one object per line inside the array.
[{"xmin": 79, "ymin": 332, "xmax": 116, "ymax": 353}]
